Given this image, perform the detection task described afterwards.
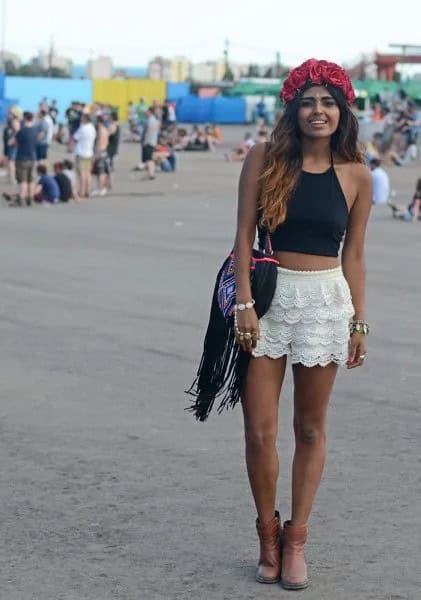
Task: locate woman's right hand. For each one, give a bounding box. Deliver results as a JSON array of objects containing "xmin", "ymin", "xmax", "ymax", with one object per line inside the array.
[{"xmin": 234, "ymin": 307, "xmax": 260, "ymax": 353}]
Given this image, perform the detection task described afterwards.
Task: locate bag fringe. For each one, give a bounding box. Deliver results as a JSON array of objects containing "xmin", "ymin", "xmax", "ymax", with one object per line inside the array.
[{"xmin": 185, "ymin": 265, "xmax": 250, "ymax": 421}]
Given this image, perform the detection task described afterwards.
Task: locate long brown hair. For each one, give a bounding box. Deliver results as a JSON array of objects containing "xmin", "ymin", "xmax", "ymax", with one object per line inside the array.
[{"xmin": 260, "ymin": 84, "xmax": 364, "ymax": 231}]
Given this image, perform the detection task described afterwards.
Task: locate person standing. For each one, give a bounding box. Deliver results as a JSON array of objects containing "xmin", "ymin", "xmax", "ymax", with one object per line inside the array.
[
  {"xmin": 256, "ymin": 96, "xmax": 267, "ymax": 125},
  {"xmin": 142, "ymin": 107, "xmax": 160, "ymax": 180},
  {"xmin": 35, "ymin": 110, "xmax": 50, "ymax": 166},
  {"xmin": 136, "ymin": 97, "xmax": 148, "ymax": 136},
  {"xmin": 106, "ymin": 110, "xmax": 120, "ymax": 186},
  {"xmin": 2, "ymin": 109, "xmax": 20, "ymax": 184},
  {"xmin": 189, "ymin": 59, "xmax": 372, "ymax": 590},
  {"xmin": 15, "ymin": 112, "xmax": 38, "ymax": 206},
  {"xmin": 73, "ymin": 113, "xmax": 96, "ymax": 198},
  {"xmin": 92, "ymin": 116, "xmax": 110, "ymax": 196}
]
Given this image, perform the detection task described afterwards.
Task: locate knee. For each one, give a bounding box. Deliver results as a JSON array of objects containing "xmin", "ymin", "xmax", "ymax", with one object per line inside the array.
[
  {"xmin": 294, "ymin": 417, "xmax": 326, "ymax": 446},
  {"xmin": 245, "ymin": 422, "xmax": 277, "ymax": 451}
]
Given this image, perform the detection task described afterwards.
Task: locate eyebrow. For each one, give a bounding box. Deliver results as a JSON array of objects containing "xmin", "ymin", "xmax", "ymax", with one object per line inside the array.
[{"xmin": 300, "ymin": 95, "xmax": 334, "ymax": 100}]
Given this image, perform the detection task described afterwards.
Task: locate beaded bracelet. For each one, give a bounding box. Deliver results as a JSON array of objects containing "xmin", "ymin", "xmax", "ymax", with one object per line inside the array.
[
  {"xmin": 350, "ymin": 320, "xmax": 370, "ymax": 335},
  {"xmin": 234, "ymin": 299, "xmax": 256, "ymax": 312}
]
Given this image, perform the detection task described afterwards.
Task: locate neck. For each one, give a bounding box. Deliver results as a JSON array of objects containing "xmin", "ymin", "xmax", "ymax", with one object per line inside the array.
[{"xmin": 301, "ymin": 137, "xmax": 332, "ymax": 164}]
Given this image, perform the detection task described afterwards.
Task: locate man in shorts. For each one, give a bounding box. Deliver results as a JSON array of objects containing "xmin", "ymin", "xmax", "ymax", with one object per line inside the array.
[
  {"xmin": 142, "ymin": 107, "xmax": 160, "ymax": 180},
  {"xmin": 15, "ymin": 112, "xmax": 37, "ymax": 206},
  {"xmin": 73, "ymin": 113, "xmax": 96, "ymax": 198},
  {"xmin": 91, "ymin": 116, "xmax": 110, "ymax": 196}
]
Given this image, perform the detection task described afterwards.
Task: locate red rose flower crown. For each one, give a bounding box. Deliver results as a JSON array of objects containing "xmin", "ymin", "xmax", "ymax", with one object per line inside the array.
[{"xmin": 280, "ymin": 58, "xmax": 356, "ymax": 105}]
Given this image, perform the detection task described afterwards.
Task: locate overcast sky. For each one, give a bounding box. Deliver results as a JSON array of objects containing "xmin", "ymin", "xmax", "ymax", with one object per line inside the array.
[{"xmin": 3, "ymin": 0, "xmax": 421, "ymax": 67}]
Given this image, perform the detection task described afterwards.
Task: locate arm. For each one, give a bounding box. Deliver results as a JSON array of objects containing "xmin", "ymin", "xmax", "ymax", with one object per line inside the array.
[
  {"xmin": 342, "ymin": 164, "xmax": 372, "ymax": 367},
  {"xmin": 233, "ymin": 143, "xmax": 266, "ymax": 351},
  {"xmin": 234, "ymin": 143, "xmax": 266, "ymax": 302}
]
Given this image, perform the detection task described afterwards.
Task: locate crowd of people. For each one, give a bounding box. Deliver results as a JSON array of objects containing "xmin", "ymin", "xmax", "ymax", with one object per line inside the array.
[
  {"xmin": 360, "ymin": 94, "xmax": 421, "ymax": 222},
  {"xmin": 1, "ymin": 91, "xmax": 420, "ymax": 219},
  {"xmin": 1, "ymin": 101, "xmax": 120, "ymax": 206}
]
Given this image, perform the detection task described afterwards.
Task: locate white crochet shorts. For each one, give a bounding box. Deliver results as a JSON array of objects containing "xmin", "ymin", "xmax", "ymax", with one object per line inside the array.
[{"xmin": 252, "ymin": 266, "xmax": 354, "ymax": 367}]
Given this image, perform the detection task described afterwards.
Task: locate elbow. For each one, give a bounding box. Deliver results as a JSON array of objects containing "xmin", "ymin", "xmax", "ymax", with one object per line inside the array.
[{"xmin": 342, "ymin": 250, "xmax": 365, "ymax": 271}]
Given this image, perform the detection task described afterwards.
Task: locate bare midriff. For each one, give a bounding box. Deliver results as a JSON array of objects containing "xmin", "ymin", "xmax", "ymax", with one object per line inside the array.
[{"xmin": 273, "ymin": 250, "xmax": 340, "ymax": 271}]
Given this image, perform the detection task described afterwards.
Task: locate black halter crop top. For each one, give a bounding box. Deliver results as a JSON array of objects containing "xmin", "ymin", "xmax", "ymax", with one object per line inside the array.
[{"xmin": 260, "ymin": 157, "xmax": 349, "ymax": 258}]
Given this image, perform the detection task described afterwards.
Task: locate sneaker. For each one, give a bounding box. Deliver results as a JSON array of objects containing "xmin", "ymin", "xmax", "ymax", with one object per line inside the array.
[{"xmin": 99, "ymin": 188, "xmax": 107, "ymax": 196}]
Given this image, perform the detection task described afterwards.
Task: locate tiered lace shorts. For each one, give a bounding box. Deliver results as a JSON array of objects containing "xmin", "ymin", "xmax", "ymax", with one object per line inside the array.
[{"xmin": 252, "ymin": 266, "xmax": 354, "ymax": 367}]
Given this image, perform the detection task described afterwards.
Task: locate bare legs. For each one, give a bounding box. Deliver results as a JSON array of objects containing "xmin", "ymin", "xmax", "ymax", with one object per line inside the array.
[
  {"xmin": 242, "ymin": 356, "xmax": 286, "ymax": 524},
  {"xmin": 79, "ymin": 171, "xmax": 92, "ymax": 198},
  {"xmin": 243, "ymin": 358, "xmax": 338, "ymax": 525},
  {"xmin": 291, "ymin": 363, "xmax": 338, "ymax": 525}
]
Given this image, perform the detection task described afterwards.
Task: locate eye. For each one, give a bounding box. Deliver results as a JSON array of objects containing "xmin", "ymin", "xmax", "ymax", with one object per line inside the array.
[
  {"xmin": 300, "ymin": 99, "xmax": 313, "ymax": 108},
  {"xmin": 323, "ymin": 98, "xmax": 337, "ymax": 107}
]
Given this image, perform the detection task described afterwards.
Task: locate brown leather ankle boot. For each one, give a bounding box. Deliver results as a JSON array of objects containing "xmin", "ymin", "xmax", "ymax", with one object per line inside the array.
[
  {"xmin": 255, "ymin": 510, "xmax": 282, "ymax": 584},
  {"xmin": 281, "ymin": 520, "xmax": 309, "ymax": 590}
]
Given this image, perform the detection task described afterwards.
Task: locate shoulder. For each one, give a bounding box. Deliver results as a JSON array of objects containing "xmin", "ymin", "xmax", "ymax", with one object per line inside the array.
[
  {"xmin": 244, "ymin": 142, "xmax": 267, "ymax": 166},
  {"xmin": 342, "ymin": 161, "xmax": 372, "ymax": 186}
]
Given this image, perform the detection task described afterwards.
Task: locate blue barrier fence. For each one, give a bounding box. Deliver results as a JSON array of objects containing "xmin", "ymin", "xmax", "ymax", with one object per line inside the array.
[
  {"xmin": 4, "ymin": 77, "xmax": 93, "ymax": 121},
  {"xmin": 166, "ymin": 82, "xmax": 190, "ymax": 101},
  {"xmin": 0, "ymin": 73, "xmax": 5, "ymax": 100},
  {"xmin": 176, "ymin": 95, "xmax": 246, "ymax": 124}
]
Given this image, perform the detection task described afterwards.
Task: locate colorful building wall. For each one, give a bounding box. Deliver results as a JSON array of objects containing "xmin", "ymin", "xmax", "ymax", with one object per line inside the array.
[{"xmin": 93, "ymin": 79, "xmax": 166, "ymax": 121}]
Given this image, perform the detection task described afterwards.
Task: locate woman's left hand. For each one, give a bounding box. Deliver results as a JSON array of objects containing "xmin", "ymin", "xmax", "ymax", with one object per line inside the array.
[{"xmin": 347, "ymin": 333, "xmax": 367, "ymax": 369}]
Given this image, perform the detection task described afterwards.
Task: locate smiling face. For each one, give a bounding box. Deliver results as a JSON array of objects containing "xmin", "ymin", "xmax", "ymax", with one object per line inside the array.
[{"xmin": 297, "ymin": 86, "xmax": 341, "ymax": 139}]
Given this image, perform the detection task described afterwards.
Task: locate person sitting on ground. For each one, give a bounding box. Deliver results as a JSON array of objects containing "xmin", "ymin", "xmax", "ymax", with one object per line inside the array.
[
  {"xmin": 53, "ymin": 162, "xmax": 73, "ymax": 202},
  {"xmin": 256, "ymin": 128, "xmax": 269, "ymax": 143},
  {"xmin": 62, "ymin": 159, "xmax": 80, "ymax": 202},
  {"xmin": 34, "ymin": 164, "xmax": 60, "ymax": 204},
  {"xmin": 225, "ymin": 132, "xmax": 255, "ymax": 162},
  {"xmin": 172, "ymin": 128, "xmax": 190, "ymax": 150},
  {"xmin": 184, "ymin": 126, "xmax": 210, "ymax": 151},
  {"xmin": 153, "ymin": 135, "xmax": 177, "ymax": 172},
  {"xmin": 369, "ymin": 158, "xmax": 390, "ymax": 205}
]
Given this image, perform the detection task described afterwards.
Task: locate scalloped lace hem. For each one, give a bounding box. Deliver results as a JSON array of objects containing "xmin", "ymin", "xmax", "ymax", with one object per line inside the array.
[{"xmin": 252, "ymin": 348, "xmax": 349, "ymax": 367}]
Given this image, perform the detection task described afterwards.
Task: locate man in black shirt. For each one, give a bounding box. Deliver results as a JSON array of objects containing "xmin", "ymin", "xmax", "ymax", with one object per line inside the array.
[
  {"xmin": 16, "ymin": 112, "xmax": 37, "ymax": 206},
  {"xmin": 53, "ymin": 162, "xmax": 72, "ymax": 202}
]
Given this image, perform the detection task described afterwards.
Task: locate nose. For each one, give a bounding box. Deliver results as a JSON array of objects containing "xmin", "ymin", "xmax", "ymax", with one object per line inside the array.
[{"xmin": 312, "ymin": 99, "xmax": 325, "ymax": 113}]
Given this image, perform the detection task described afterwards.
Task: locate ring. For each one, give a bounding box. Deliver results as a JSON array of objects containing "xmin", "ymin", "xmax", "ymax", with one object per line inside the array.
[
  {"xmin": 243, "ymin": 332, "xmax": 252, "ymax": 340},
  {"xmin": 359, "ymin": 354, "xmax": 367, "ymax": 360}
]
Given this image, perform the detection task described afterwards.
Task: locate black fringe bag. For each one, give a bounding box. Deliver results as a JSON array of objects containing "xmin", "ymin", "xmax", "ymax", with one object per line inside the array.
[{"xmin": 185, "ymin": 233, "xmax": 278, "ymax": 421}]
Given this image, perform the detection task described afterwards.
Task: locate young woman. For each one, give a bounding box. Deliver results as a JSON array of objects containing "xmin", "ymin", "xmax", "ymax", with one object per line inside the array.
[{"xmin": 233, "ymin": 59, "xmax": 372, "ymax": 590}]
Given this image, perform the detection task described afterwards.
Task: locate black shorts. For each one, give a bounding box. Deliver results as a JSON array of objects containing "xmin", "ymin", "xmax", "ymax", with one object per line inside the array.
[
  {"xmin": 92, "ymin": 153, "xmax": 111, "ymax": 175},
  {"xmin": 36, "ymin": 144, "xmax": 48, "ymax": 160},
  {"xmin": 142, "ymin": 144, "xmax": 155, "ymax": 163}
]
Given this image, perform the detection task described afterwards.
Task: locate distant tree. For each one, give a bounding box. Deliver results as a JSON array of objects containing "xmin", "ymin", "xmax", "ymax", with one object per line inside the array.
[
  {"xmin": 5, "ymin": 60, "xmax": 17, "ymax": 75},
  {"xmin": 222, "ymin": 67, "xmax": 234, "ymax": 82},
  {"xmin": 14, "ymin": 63, "xmax": 70, "ymax": 78},
  {"xmin": 247, "ymin": 64, "xmax": 259, "ymax": 77},
  {"xmin": 48, "ymin": 67, "xmax": 71, "ymax": 78}
]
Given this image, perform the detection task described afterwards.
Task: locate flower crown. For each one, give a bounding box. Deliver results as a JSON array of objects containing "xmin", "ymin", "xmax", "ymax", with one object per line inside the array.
[{"xmin": 280, "ymin": 58, "xmax": 356, "ymax": 105}]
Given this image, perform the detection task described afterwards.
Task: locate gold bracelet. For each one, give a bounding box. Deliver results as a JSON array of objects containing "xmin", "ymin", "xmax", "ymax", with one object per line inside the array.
[{"xmin": 349, "ymin": 320, "xmax": 370, "ymax": 335}]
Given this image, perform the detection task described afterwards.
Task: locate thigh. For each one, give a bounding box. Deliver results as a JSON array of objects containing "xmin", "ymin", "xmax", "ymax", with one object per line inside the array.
[
  {"xmin": 292, "ymin": 363, "xmax": 338, "ymax": 422},
  {"xmin": 242, "ymin": 356, "xmax": 287, "ymax": 429},
  {"xmin": 16, "ymin": 162, "xmax": 24, "ymax": 183}
]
